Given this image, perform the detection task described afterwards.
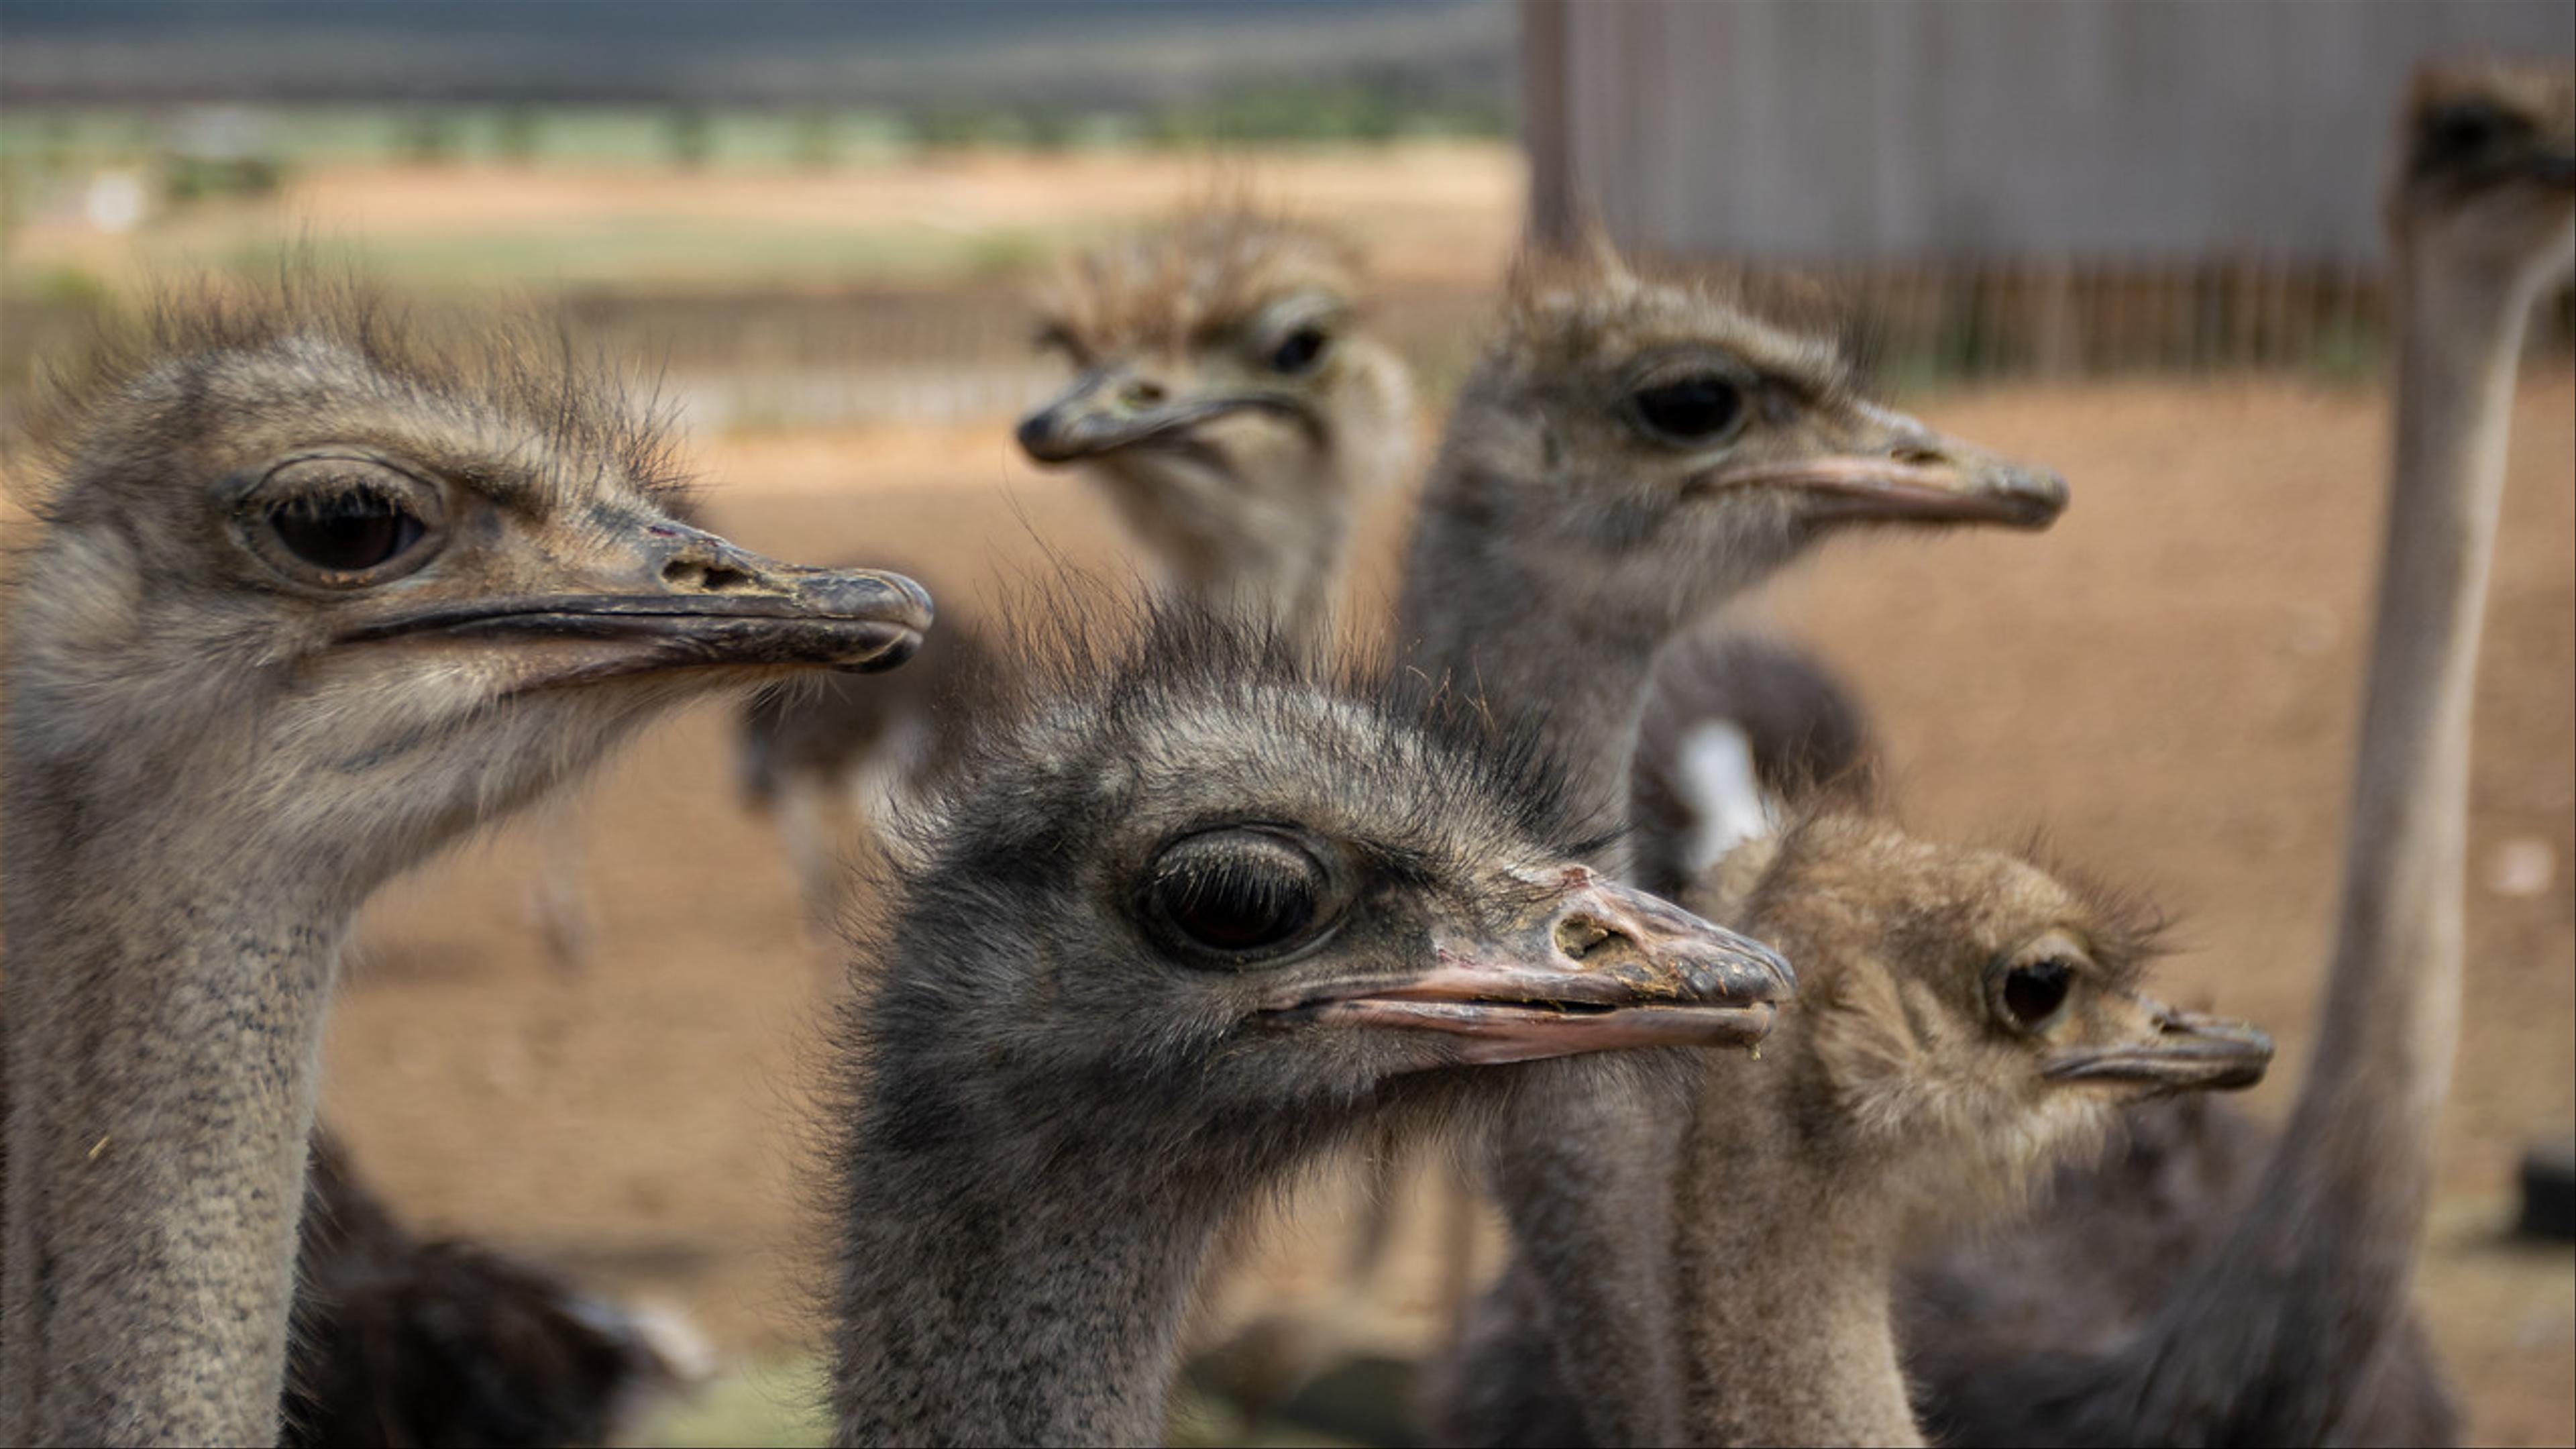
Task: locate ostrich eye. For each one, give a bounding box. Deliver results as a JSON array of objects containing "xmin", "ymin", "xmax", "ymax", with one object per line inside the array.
[
  {"xmin": 1142, "ymin": 827, "xmax": 1332, "ymax": 962},
  {"xmin": 2001, "ymin": 958, "xmax": 2075, "ymax": 1030},
  {"xmin": 1268, "ymin": 325, "xmax": 1331, "ymax": 375},
  {"xmin": 268, "ymin": 490, "xmax": 428, "ymax": 574},
  {"xmin": 1033, "ymin": 323, "xmax": 1088, "ymax": 366},
  {"xmin": 1630, "ymin": 375, "xmax": 1745, "ymax": 445},
  {"xmin": 2421, "ymin": 101, "xmax": 2513, "ymax": 164},
  {"xmin": 237, "ymin": 455, "xmax": 445, "ymax": 588}
]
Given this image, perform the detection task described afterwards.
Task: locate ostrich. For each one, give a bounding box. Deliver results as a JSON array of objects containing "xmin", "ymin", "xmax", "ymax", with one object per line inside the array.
[
  {"xmin": 1434, "ymin": 810, "xmax": 2275, "ymax": 1446},
  {"xmin": 741, "ymin": 209, "xmax": 1413, "ymax": 928},
  {"xmin": 281, "ymin": 1131, "xmax": 697, "ymax": 1448},
  {"xmin": 0, "ymin": 282, "xmax": 931, "ymax": 1445},
  {"xmin": 824, "ymin": 602, "xmax": 1796, "ymax": 1447},
  {"xmin": 1898, "ymin": 58, "xmax": 2576, "ymax": 1446},
  {"xmin": 1627, "ymin": 629, "xmax": 1876, "ymax": 900},
  {"xmin": 1395, "ymin": 240, "xmax": 2068, "ymax": 1443},
  {"xmin": 1017, "ymin": 209, "xmax": 1413, "ymax": 645}
]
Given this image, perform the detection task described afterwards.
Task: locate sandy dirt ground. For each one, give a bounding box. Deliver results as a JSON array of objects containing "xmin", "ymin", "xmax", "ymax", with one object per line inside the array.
[
  {"xmin": 303, "ymin": 368, "xmax": 2576, "ymax": 1444},
  {"xmin": 2, "ymin": 142, "xmax": 1524, "ymax": 292}
]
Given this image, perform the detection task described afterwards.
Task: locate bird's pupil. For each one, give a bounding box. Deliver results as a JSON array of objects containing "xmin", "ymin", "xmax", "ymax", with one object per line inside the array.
[
  {"xmin": 1163, "ymin": 858, "xmax": 1312, "ymax": 951},
  {"xmin": 2004, "ymin": 959, "xmax": 2074, "ymax": 1026},
  {"xmin": 1270, "ymin": 327, "xmax": 1329, "ymax": 374},
  {"xmin": 1146, "ymin": 830, "xmax": 1329, "ymax": 960},
  {"xmin": 270, "ymin": 490, "xmax": 423, "ymax": 573},
  {"xmin": 1633, "ymin": 376, "xmax": 1743, "ymax": 443},
  {"xmin": 2429, "ymin": 103, "xmax": 2504, "ymax": 158}
]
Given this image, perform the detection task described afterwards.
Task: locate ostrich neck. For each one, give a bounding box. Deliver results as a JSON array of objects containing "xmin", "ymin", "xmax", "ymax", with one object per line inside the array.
[
  {"xmin": 1397, "ymin": 472, "xmax": 1709, "ymax": 1444},
  {"xmin": 2, "ymin": 820, "xmax": 342, "ymax": 1446},
  {"xmin": 2125, "ymin": 237, "xmax": 2536, "ymax": 1436},
  {"xmin": 828, "ymin": 1100, "xmax": 1238, "ymax": 1445},
  {"xmin": 1165, "ymin": 507, "xmax": 1346, "ymax": 652},
  {"xmin": 1398, "ymin": 493, "xmax": 1671, "ymax": 859},
  {"xmin": 1108, "ymin": 435, "xmax": 1375, "ymax": 657},
  {"xmin": 1672, "ymin": 1106, "xmax": 1920, "ymax": 1447},
  {"xmin": 2292, "ymin": 241, "xmax": 2530, "ymax": 1191}
]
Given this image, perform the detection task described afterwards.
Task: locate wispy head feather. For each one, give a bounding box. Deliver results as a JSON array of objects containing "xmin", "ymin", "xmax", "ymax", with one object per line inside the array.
[
  {"xmin": 1032, "ymin": 205, "xmax": 1366, "ymax": 359},
  {"xmin": 12, "ymin": 266, "xmax": 693, "ymax": 527}
]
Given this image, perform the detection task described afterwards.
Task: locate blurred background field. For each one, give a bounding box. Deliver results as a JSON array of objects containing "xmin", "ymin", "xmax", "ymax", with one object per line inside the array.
[{"xmin": 2, "ymin": 3, "xmax": 2571, "ymax": 1445}]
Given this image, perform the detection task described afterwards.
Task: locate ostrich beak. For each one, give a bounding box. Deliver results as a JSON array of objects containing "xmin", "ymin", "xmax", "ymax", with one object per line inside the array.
[
  {"xmin": 1016, "ymin": 367, "xmax": 1310, "ymax": 463},
  {"xmin": 337, "ymin": 521, "xmax": 933, "ymax": 688},
  {"xmin": 2041, "ymin": 1000, "xmax": 2274, "ymax": 1093},
  {"xmin": 1264, "ymin": 867, "xmax": 1797, "ymax": 1065},
  {"xmin": 1695, "ymin": 404, "xmax": 2069, "ymax": 529}
]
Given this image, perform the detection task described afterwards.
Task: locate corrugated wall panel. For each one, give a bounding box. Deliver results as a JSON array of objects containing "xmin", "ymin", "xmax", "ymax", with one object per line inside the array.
[{"xmin": 1534, "ymin": 0, "xmax": 2573, "ymax": 264}]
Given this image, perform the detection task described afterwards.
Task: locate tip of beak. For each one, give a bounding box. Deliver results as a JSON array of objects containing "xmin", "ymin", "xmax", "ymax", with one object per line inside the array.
[
  {"xmin": 1988, "ymin": 464, "xmax": 2071, "ymax": 527},
  {"xmin": 816, "ymin": 568, "xmax": 934, "ymax": 633},
  {"xmin": 2042, "ymin": 1012, "xmax": 2274, "ymax": 1092},
  {"xmin": 806, "ymin": 568, "xmax": 935, "ymax": 674},
  {"xmin": 1723, "ymin": 937, "xmax": 1798, "ymax": 1004},
  {"xmin": 1015, "ymin": 411, "xmax": 1075, "ymax": 464}
]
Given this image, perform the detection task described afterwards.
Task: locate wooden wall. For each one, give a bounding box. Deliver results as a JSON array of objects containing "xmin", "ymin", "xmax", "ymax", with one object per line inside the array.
[{"xmin": 1525, "ymin": 0, "xmax": 2573, "ymax": 265}]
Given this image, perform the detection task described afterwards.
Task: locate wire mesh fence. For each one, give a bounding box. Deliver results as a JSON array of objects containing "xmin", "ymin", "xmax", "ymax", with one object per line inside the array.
[{"xmin": 3, "ymin": 262, "xmax": 2567, "ymax": 439}]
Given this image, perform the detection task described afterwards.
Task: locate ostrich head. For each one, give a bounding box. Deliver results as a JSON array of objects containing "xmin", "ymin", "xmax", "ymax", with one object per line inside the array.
[
  {"xmin": 5, "ymin": 283, "xmax": 931, "ymax": 902},
  {"xmin": 1423, "ymin": 245, "xmax": 2068, "ymax": 640},
  {"xmin": 1015, "ymin": 211, "xmax": 1411, "ymax": 608},
  {"xmin": 2390, "ymin": 58, "xmax": 2575, "ymax": 291},
  {"xmin": 847, "ymin": 604, "xmax": 1798, "ymax": 1185},
  {"xmin": 1693, "ymin": 812, "xmax": 2271, "ymax": 1225}
]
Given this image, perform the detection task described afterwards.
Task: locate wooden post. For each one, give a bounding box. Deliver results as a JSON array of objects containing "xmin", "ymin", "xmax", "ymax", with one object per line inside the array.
[
  {"xmin": 2033, "ymin": 258, "xmax": 2079, "ymax": 378},
  {"xmin": 1523, "ymin": 0, "xmax": 1576, "ymax": 248}
]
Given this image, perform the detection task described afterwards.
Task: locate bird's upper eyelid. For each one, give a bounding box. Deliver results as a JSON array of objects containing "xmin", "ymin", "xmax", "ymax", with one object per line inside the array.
[
  {"xmin": 1620, "ymin": 347, "xmax": 1761, "ymax": 393},
  {"xmin": 1032, "ymin": 323, "xmax": 1092, "ymax": 363},
  {"xmin": 224, "ymin": 449, "xmax": 439, "ymax": 510},
  {"xmin": 1997, "ymin": 932, "xmax": 2100, "ymax": 977}
]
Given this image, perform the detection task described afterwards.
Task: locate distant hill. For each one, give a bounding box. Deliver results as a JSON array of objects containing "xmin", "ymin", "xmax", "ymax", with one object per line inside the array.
[{"xmin": 0, "ymin": 1, "xmax": 1513, "ymax": 108}]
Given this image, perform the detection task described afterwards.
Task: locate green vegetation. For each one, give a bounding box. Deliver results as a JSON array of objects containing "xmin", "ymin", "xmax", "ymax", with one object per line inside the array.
[
  {"xmin": 2309, "ymin": 317, "xmax": 2388, "ymax": 386},
  {"xmin": 21, "ymin": 264, "xmax": 111, "ymax": 307},
  {"xmin": 0, "ymin": 80, "xmax": 1506, "ymax": 180},
  {"xmin": 1144, "ymin": 78, "xmax": 1507, "ymax": 148},
  {"xmin": 637, "ymin": 1354, "xmax": 830, "ymax": 1449},
  {"xmin": 630, "ymin": 1349, "xmax": 1365, "ymax": 1449}
]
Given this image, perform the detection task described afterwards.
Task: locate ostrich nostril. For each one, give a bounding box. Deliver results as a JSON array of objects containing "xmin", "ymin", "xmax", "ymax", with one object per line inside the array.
[
  {"xmin": 1892, "ymin": 445, "xmax": 1949, "ymax": 467},
  {"xmin": 1122, "ymin": 379, "xmax": 1167, "ymax": 408},
  {"xmin": 1554, "ymin": 915, "xmax": 1623, "ymax": 962},
  {"xmin": 664, "ymin": 558, "xmax": 756, "ymax": 592}
]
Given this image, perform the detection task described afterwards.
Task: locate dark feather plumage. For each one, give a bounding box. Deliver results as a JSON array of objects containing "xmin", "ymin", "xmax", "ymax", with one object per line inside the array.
[
  {"xmin": 1627, "ymin": 630, "xmax": 1877, "ymax": 898},
  {"xmin": 1897, "ymin": 1095, "xmax": 2460, "ymax": 1446},
  {"xmin": 280, "ymin": 1132, "xmax": 686, "ymax": 1449}
]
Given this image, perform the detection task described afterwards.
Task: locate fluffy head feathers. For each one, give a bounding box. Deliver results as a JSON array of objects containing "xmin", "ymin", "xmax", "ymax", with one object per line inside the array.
[{"xmin": 1032, "ymin": 208, "xmax": 1365, "ymax": 360}]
